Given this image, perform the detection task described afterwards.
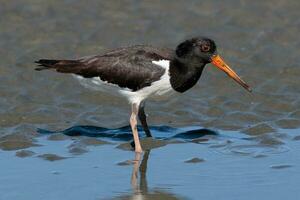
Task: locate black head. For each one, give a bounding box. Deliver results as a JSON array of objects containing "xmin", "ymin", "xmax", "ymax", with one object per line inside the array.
[
  {"xmin": 175, "ymin": 37, "xmax": 252, "ymax": 92},
  {"xmin": 175, "ymin": 37, "xmax": 217, "ymax": 64}
]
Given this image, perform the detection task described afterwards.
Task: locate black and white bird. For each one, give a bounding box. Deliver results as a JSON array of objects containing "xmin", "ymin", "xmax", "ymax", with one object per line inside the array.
[{"xmin": 35, "ymin": 37, "xmax": 251, "ymax": 153}]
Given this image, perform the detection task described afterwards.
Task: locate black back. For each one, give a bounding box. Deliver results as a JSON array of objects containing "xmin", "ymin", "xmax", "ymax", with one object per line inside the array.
[{"xmin": 35, "ymin": 45, "xmax": 174, "ymax": 91}]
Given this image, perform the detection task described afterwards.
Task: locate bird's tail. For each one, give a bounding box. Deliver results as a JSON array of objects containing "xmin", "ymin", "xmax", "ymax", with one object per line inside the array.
[{"xmin": 34, "ymin": 59, "xmax": 82, "ymax": 73}]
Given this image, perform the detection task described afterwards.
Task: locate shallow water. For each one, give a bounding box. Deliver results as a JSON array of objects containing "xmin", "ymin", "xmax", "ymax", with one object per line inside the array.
[
  {"xmin": 1, "ymin": 0, "xmax": 300, "ymax": 199},
  {"xmin": 1, "ymin": 127, "xmax": 300, "ymax": 200}
]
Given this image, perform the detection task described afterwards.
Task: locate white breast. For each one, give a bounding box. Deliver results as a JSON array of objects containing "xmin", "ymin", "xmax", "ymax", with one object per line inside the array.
[
  {"xmin": 152, "ymin": 60, "xmax": 170, "ymax": 68},
  {"xmin": 120, "ymin": 60, "xmax": 176, "ymax": 104}
]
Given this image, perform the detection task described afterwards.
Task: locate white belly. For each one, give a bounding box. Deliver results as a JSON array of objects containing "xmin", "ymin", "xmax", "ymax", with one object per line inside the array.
[
  {"xmin": 121, "ymin": 76, "xmax": 175, "ymax": 104},
  {"xmin": 73, "ymin": 60, "xmax": 177, "ymax": 104},
  {"xmin": 73, "ymin": 75, "xmax": 129, "ymax": 97}
]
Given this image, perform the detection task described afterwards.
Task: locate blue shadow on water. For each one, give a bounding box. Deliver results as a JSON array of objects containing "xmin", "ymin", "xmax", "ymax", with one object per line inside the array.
[{"xmin": 37, "ymin": 125, "xmax": 218, "ymax": 141}]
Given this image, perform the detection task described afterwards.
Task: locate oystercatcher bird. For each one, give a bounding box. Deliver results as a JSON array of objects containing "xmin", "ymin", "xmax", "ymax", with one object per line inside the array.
[{"xmin": 35, "ymin": 37, "xmax": 251, "ymax": 152}]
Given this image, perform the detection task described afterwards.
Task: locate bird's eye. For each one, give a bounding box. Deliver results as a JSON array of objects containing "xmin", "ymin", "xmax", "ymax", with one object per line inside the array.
[{"xmin": 201, "ymin": 44, "xmax": 210, "ymax": 52}]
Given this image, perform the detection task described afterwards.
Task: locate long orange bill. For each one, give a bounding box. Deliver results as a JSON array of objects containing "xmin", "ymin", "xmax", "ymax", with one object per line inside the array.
[{"xmin": 211, "ymin": 55, "xmax": 252, "ymax": 92}]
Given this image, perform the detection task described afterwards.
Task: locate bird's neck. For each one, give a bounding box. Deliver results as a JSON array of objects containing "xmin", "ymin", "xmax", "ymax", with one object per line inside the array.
[{"xmin": 169, "ymin": 58, "xmax": 205, "ymax": 93}]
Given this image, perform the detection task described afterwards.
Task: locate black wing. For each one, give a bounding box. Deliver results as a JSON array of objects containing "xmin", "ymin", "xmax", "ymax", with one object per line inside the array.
[{"xmin": 35, "ymin": 45, "xmax": 174, "ymax": 91}]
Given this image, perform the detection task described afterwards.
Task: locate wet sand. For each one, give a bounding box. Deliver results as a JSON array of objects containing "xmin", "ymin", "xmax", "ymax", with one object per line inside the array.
[{"xmin": 1, "ymin": 0, "xmax": 300, "ymax": 199}]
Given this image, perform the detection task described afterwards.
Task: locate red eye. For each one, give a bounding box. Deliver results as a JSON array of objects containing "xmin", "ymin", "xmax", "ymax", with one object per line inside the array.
[{"xmin": 201, "ymin": 44, "xmax": 210, "ymax": 52}]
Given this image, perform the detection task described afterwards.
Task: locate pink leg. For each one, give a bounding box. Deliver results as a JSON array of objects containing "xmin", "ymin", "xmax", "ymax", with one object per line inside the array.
[{"xmin": 130, "ymin": 103, "xmax": 143, "ymax": 153}]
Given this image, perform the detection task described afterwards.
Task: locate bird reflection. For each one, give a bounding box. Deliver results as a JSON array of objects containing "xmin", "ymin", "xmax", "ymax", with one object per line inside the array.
[
  {"xmin": 115, "ymin": 150, "xmax": 185, "ymax": 200},
  {"xmin": 130, "ymin": 151, "xmax": 149, "ymax": 195}
]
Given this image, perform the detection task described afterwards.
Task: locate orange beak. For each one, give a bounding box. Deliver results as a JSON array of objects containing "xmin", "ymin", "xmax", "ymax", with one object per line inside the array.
[{"xmin": 211, "ymin": 55, "xmax": 252, "ymax": 92}]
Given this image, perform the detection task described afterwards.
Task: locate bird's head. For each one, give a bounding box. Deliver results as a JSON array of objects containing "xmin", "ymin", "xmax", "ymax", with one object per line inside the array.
[{"xmin": 176, "ymin": 37, "xmax": 251, "ymax": 92}]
